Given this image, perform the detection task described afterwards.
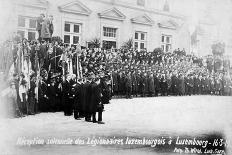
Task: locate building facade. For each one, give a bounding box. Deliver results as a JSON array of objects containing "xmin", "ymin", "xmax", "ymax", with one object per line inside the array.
[{"xmin": 12, "ymin": 0, "xmax": 190, "ymax": 52}]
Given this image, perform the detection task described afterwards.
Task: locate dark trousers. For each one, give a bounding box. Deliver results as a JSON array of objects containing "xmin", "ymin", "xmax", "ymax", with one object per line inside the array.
[
  {"xmin": 92, "ymin": 112, "xmax": 102, "ymax": 122},
  {"xmin": 74, "ymin": 110, "xmax": 80, "ymax": 119},
  {"xmin": 85, "ymin": 113, "xmax": 91, "ymax": 121},
  {"xmin": 64, "ymin": 98, "xmax": 73, "ymax": 116}
]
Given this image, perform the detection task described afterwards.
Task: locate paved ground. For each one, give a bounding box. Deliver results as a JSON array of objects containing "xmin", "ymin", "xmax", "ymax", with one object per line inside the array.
[{"xmin": 0, "ymin": 96, "xmax": 232, "ymax": 155}]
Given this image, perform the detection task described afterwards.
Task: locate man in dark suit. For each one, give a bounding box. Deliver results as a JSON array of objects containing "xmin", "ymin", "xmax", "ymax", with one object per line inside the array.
[
  {"xmin": 47, "ymin": 78, "xmax": 57, "ymax": 112},
  {"xmin": 88, "ymin": 74, "xmax": 104, "ymax": 124},
  {"xmin": 36, "ymin": 13, "xmax": 45, "ymax": 42},
  {"xmin": 83, "ymin": 77, "xmax": 91, "ymax": 121},
  {"xmin": 73, "ymin": 79, "xmax": 82, "ymax": 120},
  {"xmin": 62, "ymin": 75, "xmax": 72, "ymax": 116}
]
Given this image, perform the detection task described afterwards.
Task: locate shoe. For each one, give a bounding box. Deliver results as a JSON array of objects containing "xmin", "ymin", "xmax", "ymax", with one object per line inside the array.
[
  {"xmin": 93, "ymin": 120, "xmax": 97, "ymax": 123},
  {"xmin": 98, "ymin": 121, "xmax": 105, "ymax": 124},
  {"xmin": 75, "ymin": 118, "xmax": 81, "ymax": 120}
]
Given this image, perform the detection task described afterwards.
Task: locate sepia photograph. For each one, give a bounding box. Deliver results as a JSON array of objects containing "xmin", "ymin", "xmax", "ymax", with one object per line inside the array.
[{"xmin": 0, "ymin": 0, "xmax": 232, "ymax": 154}]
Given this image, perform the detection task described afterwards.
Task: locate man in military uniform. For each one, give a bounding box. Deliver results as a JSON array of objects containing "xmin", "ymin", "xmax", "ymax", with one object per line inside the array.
[
  {"xmin": 209, "ymin": 76, "xmax": 215, "ymax": 95},
  {"xmin": 140, "ymin": 72, "xmax": 147, "ymax": 97},
  {"xmin": 171, "ymin": 73, "xmax": 178, "ymax": 96},
  {"xmin": 186, "ymin": 75, "xmax": 194, "ymax": 95},
  {"xmin": 154, "ymin": 72, "xmax": 160, "ymax": 96},
  {"xmin": 112, "ymin": 70, "xmax": 119, "ymax": 96},
  {"xmin": 205, "ymin": 75, "xmax": 210, "ymax": 95},
  {"xmin": 131, "ymin": 71, "xmax": 138, "ymax": 97},
  {"xmin": 147, "ymin": 72, "xmax": 155, "ymax": 97},
  {"xmin": 125, "ymin": 72, "xmax": 132, "ymax": 99},
  {"xmin": 160, "ymin": 74, "xmax": 168, "ymax": 96}
]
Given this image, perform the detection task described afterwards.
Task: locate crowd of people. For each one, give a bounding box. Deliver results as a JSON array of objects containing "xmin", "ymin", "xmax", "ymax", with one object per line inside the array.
[
  {"xmin": 0, "ymin": 13, "xmax": 231, "ymax": 122},
  {"xmin": 108, "ymin": 49, "xmax": 232, "ymax": 98}
]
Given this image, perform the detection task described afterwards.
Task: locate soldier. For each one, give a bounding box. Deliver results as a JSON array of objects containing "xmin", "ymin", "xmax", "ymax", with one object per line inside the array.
[
  {"xmin": 205, "ymin": 75, "xmax": 210, "ymax": 95},
  {"xmin": 179, "ymin": 74, "xmax": 185, "ymax": 96},
  {"xmin": 131, "ymin": 71, "xmax": 138, "ymax": 97},
  {"xmin": 209, "ymin": 77, "xmax": 215, "ymax": 95},
  {"xmin": 118, "ymin": 71, "xmax": 125, "ymax": 96},
  {"xmin": 166, "ymin": 73, "xmax": 172, "ymax": 96},
  {"xmin": 140, "ymin": 72, "xmax": 147, "ymax": 97},
  {"xmin": 160, "ymin": 74, "xmax": 168, "ymax": 96},
  {"xmin": 187, "ymin": 75, "xmax": 194, "ymax": 95},
  {"xmin": 223, "ymin": 75, "xmax": 231, "ymax": 96},
  {"xmin": 147, "ymin": 73, "xmax": 155, "ymax": 97},
  {"xmin": 112, "ymin": 70, "xmax": 119, "ymax": 96},
  {"xmin": 125, "ymin": 72, "xmax": 132, "ymax": 99},
  {"xmin": 198, "ymin": 75, "xmax": 203, "ymax": 95},
  {"xmin": 193, "ymin": 75, "xmax": 198, "ymax": 95},
  {"xmin": 201, "ymin": 75, "xmax": 206, "ymax": 95},
  {"xmin": 171, "ymin": 73, "xmax": 178, "ymax": 96},
  {"xmin": 154, "ymin": 72, "xmax": 160, "ymax": 96}
]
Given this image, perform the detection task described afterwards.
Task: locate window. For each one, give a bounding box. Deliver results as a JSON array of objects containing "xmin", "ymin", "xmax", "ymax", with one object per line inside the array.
[
  {"xmin": 102, "ymin": 26, "xmax": 118, "ymax": 49},
  {"xmin": 65, "ymin": 23, "xmax": 70, "ymax": 32},
  {"xmin": 64, "ymin": 22, "xmax": 81, "ymax": 45},
  {"xmin": 161, "ymin": 34, "xmax": 172, "ymax": 52},
  {"xmin": 73, "ymin": 36, "xmax": 79, "ymax": 44},
  {"xmin": 17, "ymin": 16, "xmax": 37, "ymax": 40},
  {"xmin": 141, "ymin": 33, "xmax": 145, "ymax": 40},
  {"xmin": 64, "ymin": 35, "xmax": 70, "ymax": 44},
  {"xmin": 135, "ymin": 32, "xmax": 138, "ymax": 39},
  {"xmin": 134, "ymin": 31, "xmax": 147, "ymax": 50},
  {"xmin": 103, "ymin": 27, "xmax": 117, "ymax": 38},
  {"xmin": 74, "ymin": 25, "xmax": 79, "ymax": 33}
]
